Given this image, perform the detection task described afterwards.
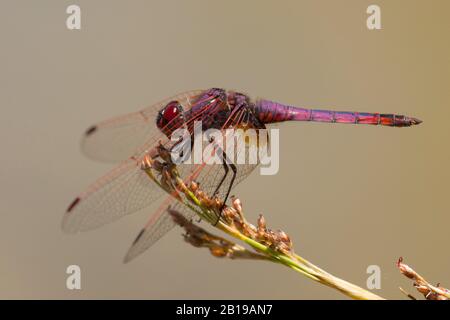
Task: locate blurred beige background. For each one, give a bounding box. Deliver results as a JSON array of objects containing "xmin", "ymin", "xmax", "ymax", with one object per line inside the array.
[{"xmin": 0, "ymin": 0, "xmax": 449, "ymax": 299}]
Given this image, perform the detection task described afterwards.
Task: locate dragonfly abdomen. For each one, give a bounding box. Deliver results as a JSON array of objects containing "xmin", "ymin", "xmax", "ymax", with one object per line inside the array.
[{"xmin": 255, "ymin": 99, "xmax": 422, "ymax": 127}]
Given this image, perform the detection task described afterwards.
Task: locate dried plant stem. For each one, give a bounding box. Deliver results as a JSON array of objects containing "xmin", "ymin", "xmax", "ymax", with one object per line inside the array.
[
  {"xmin": 179, "ymin": 184, "xmax": 383, "ymax": 300},
  {"xmin": 144, "ymin": 148, "xmax": 448, "ymax": 300},
  {"xmin": 397, "ymin": 257, "xmax": 449, "ymax": 300},
  {"xmin": 144, "ymin": 155, "xmax": 383, "ymax": 300},
  {"xmin": 218, "ymin": 221, "xmax": 383, "ymax": 300}
]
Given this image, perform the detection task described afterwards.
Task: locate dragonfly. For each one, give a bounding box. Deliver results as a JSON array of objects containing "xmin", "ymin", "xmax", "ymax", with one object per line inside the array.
[{"xmin": 63, "ymin": 88, "xmax": 422, "ymax": 262}]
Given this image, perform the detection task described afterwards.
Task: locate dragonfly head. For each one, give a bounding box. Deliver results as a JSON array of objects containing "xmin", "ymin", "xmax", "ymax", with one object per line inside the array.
[{"xmin": 156, "ymin": 100, "xmax": 185, "ymax": 138}]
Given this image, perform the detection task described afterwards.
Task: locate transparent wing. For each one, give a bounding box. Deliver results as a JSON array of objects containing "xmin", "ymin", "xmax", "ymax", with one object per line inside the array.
[
  {"xmin": 62, "ymin": 157, "xmax": 172, "ymax": 233},
  {"xmin": 123, "ymin": 109, "xmax": 262, "ymax": 262},
  {"xmin": 81, "ymin": 89, "xmax": 203, "ymax": 163},
  {"xmin": 123, "ymin": 161, "xmax": 259, "ymax": 263},
  {"xmin": 123, "ymin": 187, "xmax": 197, "ymax": 263},
  {"xmin": 63, "ymin": 89, "xmax": 223, "ymax": 234}
]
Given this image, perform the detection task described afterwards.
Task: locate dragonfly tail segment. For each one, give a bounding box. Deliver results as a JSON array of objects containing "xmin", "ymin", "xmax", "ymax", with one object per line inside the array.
[{"xmin": 255, "ymin": 99, "xmax": 422, "ymax": 127}]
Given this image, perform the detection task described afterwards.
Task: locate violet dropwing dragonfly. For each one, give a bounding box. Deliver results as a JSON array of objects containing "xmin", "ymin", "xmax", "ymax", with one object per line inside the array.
[{"xmin": 63, "ymin": 88, "xmax": 421, "ymax": 262}]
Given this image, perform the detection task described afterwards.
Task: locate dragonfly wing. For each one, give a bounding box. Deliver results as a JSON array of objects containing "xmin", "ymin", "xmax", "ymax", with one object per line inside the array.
[
  {"xmin": 62, "ymin": 157, "xmax": 168, "ymax": 233},
  {"xmin": 123, "ymin": 161, "xmax": 203, "ymax": 263},
  {"xmin": 65, "ymin": 89, "xmax": 221, "ymax": 233},
  {"xmin": 123, "ymin": 137, "xmax": 260, "ymax": 262},
  {"xmin": 81, "ymin": 90, "xmax": 203, "ymax": 163},
  {"xmin": 123, "ymin": 200, "xmax": 196, "ymax": 263},
  {"xmin": 123, "ymin": 163, "xmax": 258, "ymax": 263},
  {"xmin": 193, "ymin": 125, "xmax": 261, "ymax": 198}
]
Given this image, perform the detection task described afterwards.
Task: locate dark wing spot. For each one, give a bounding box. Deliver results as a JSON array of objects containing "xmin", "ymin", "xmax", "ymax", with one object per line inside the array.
[
  {"xmin": 66, "ymin": 197, "xmax": 81, "ymax": 213},
  {"xmin": 132, "ymin": 228, "xmax": 145, "ymax": 245},
  {"xmin": 84, "ymin": 125, "xmax": 97, "ymax": 136}
]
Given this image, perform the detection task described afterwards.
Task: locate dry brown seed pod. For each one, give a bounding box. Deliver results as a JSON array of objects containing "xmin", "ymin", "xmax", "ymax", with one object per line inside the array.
[
  {"xmin": 276, "ymin": 230, "xmax": 289, "ymax": 242},
  {"xmin": 257, "ymin": 215, "xmax": 266, "ymax": 231},
  {"xmin": 397, "ymin": 257, "xmax": 417, "ymax": 280},
  {"xmin": 210, "ymin": 247, "xmax": 228, "ymax": 258},
  {"xmin": 232, "ymin": 197, "xmax": 243, "ymax": 213},
  {"xmin": 213, "ymin": 197, "xmax": 223, "ymax": 210},
  {"xmin": 247, "ymin": 223, "xmax": 257, "ymax": 234},
  {"xmin": 414, "ymin": 284, "xmax": 430, "ymax": 295},
  {"xmin": 189, "ymin": 181, "xmax": 199, "ymax": 192},
  {"xmin": 234, "ymin": 219, "xmax": 246, "ymax": 233},
  {"xmin": 264, "ymin": 231, "xmax": 276, "ymax": 246},
  {"xmin": 195, "ymin": 190, "xmax": 205, "ymax": 199},
  {"xmin": 227, "ymin": 207, "xmax": 240, "ymax": 221}
]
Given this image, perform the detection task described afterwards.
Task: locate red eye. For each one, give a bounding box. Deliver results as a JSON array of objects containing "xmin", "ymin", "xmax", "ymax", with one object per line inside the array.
[
  {"xmin": 162, "ymin": 101, "xmax": 181, "ymax": 122},
  {"xmin": 156, "ymin": 101, "xmax": 184, "ymax": 135}
]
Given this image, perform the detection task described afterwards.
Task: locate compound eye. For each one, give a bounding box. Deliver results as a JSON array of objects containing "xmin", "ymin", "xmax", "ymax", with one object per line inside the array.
[
  {"xmin": 164, "ymin": 101, "xmax": 182, "ymax": 121},
  {"xmin": 156, "ymin": 100, "xmax": 184, "ymax": 133}
]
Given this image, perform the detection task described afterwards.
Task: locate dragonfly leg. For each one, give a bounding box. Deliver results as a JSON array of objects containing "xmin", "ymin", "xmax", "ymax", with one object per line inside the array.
[
  {"xmin": 221, "ymin": 163, "xmax": 236, "ymax": 213},
  {"xmin": 213, "ymin": 151, "xmax": 237, "ymax": 226},
  {"xmin": 212, "ymin": 154, "xmax": 229, "ymax": 198},
  {"xmin": 207, "ymin": 134, "xmax": 229, "ymax": 199}
]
